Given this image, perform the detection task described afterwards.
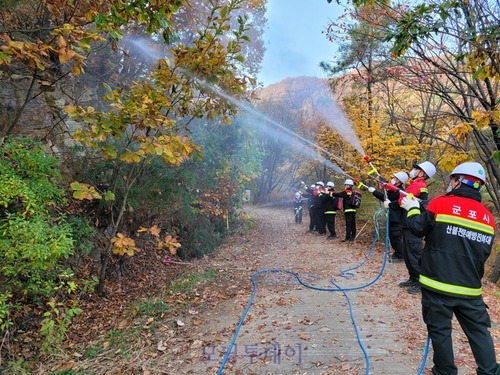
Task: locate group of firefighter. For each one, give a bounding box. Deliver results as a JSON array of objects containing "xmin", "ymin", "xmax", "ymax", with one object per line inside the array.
[
  {"xmin": 292, "ymin": 160, "xmax": 500, "ymax": 375},
  {"xmin": 293, "ymin": 178, "xmax": 359, "ymax": 242}
]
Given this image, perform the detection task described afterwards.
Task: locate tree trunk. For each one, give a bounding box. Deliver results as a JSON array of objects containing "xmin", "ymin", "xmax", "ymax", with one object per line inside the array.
[
  {"xmin": 96, "ymin": 165, "xmax": 139, "ymax": 295},
  {"xmin": 488, "ymin": 252, "xmax": 500, "ymax": 284}
]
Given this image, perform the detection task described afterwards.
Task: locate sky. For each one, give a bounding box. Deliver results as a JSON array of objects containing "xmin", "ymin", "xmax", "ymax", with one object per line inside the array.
[{"xmin": 258, "ymin": 0, "xmax": 344, "ymax": 87}]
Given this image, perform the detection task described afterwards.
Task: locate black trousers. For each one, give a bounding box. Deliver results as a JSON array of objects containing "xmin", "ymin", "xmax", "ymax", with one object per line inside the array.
[
  {"xmin": 325, "ymin": 213, "xmax": 336, "ymax": 236},
  {"xmin": 388, "ymin": 221, "xmax": 404, "ymax": 258},
  {"xmin": 402, "ymin": 227, "xmax": 423, "ymax": 280},
  {"xmin": 308, "ymin": 206, "xmax": 316, "ymax": 230},
  {"xmin": 315, "ymin": 207, "xmax": 326, "ymax": 234},
  {"xmin": 421, "ymin": 289, "xmax": 500, "ymax": 375},
  {"xmin": 344, "ymin": 212, "xmax": 356, "ymax": 240}
]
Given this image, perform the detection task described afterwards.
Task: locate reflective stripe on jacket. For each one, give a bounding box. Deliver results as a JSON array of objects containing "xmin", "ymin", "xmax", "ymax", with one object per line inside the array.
[
  {"xmin": 406, "ymin": 188, "xmax": 496, "ymax": 298},
  {"xmin": 419, "ymin": 275, "xmax": 482, "ymax": 297},
  {"xmin": 332, "ymin": 189, "xmax": 356, "ymax": 213}
]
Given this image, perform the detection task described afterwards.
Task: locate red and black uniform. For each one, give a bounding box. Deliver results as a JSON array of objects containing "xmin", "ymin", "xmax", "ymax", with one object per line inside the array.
[
  {"xmin": 333, "ymin": 188, "xmax": 357, "ymax": 241},
  {"xmin": 406, "ymin": 187, "xmax": 499, "ymax": 375},
  {"xmin": 320, "ymin": 189, "xmax": 338, "ymax": 238},
  {"xmin": 398, "ymin": 177, "xmax": 429, "ymax": 282}
]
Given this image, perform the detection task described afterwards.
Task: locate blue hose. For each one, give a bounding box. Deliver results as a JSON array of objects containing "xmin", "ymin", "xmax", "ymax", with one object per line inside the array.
[{"xmin": 216, "ymin": 204, "xmax": 430, "ymax": 374}]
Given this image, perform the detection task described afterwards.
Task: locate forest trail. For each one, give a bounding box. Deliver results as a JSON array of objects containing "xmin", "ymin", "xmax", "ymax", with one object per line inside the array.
[{"xmin": 42, "ymin": 205, "xmax": 500, "ymax": 375}]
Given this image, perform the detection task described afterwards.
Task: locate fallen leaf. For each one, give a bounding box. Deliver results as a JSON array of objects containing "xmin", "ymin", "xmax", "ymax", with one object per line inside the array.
[
  {"xmin": 157, "ymin": 340, "xmax": 167, "ymax": 351},
  {"xmin": 298, "ymin": 333, "xmax": 311, "ymax": 341},
  {"xmin": 192, "ymin": 319, "xmax": 204, "ymax": 326}
]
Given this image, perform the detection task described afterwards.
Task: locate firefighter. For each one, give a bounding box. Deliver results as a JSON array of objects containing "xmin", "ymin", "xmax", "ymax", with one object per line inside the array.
[
  {"xmin": 304, "ymin": 183, "xmax": 318, "ymax": 232},
  {"xmin": 321, "ymin": 181, "xmax": 338, "ymax": 239},
  {"xmin": 293, "ymin": 191, "xmax": 303, "ymax": 223},
  {"xmin": 400, "ymin": 162, "xmax": 499, "ymax": 375},
  {"xmin": 395, "ymin": 161, "xmax": 436, "ymax": 294},
  {"xmin": 314, "ymin": 181, "xmax": 327, "ymax": 235},
  {"xmin": 332, "ymin": 179, "xmax": 358, "ymax": 242},
  {"xmin": 369, "ymin": 171, "xmax": 408, "ymax": 262}
]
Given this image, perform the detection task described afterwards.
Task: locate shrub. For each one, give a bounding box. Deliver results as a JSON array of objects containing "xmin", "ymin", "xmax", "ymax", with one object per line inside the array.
[{"xmin": 0, "ymin": 137, "xmax": 75, "ymax": 328}]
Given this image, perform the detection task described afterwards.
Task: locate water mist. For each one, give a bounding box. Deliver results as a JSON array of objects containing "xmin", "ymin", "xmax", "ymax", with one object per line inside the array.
[{"xmin": 119, "ymin": 33, "xmax": 366, "ymax": 178}]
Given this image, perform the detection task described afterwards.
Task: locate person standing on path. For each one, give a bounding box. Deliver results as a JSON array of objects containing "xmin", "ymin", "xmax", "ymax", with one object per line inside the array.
[
  {"xmin": 331, "ymin": 179, "xmax": 358, "ymax": 242},
  {"xmin": 293, "ymin": 191, "xmax": 303, "ymax": 224},
  {"xmin": 314, "ymin": 181, "xmax": 327, "ymax": 235},
  {"xmin": 304, "ymin": 183, "xmax": 318, "ymax": 232},
  {"xmin": 321, "ymin": 181, "xmax": 338, "ymax": 239},
  {"xmin": 400, "ymin": 161, "xmax": 500, "ymax": 375},
  {"xmin": 396, "ymin": 161, "xmax": 436, "ymax": 294},
  {"xmin": 368, "ymin": 171, "xmax": 408, "ymax": 262}
]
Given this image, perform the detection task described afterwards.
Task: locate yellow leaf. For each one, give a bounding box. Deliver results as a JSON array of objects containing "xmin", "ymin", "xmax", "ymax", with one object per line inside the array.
[
  {"xmin": 71, "ymin": 65, "xmax": 81, "ymax": 75},
  {"xmin": 163, "ymin": 234, "xmax": 181, "ymax": 255},
  {"xmin": 149, "ymin": 225, "xmax": 161, "ymax": 238},
  {"xmin": 57, "ymin": 35, "xmax": 67, "ymax": 49},
  {"xmin": 70, "ymin": 181, "xmax": 102, "ymax": 200},
  {"xmin": 111, "ymin": 233, "xmax": 137, "ymax": 256},
  {"xmin": 449, "ymin": 122, "xmax": 473, "ymax": 143},
  {"xmin": 472, "ymin": 110, "xmax": 492, "ymax": 129},
  {"xmin": 120, "ymin": 152, "xmax": 141, "ymax": 163},
  {"xmin": 59, "ymin": 50, "xmax": 69, "ymax": 64}
]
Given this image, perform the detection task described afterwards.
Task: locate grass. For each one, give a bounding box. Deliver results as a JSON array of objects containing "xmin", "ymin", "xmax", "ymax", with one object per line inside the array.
[
  {"xmin": 168, "ymin": 268, "xmax": 218, "ymax": 294},
  {"xmin": 133, "ymin": 299, "xmax": 171, "ymax": 317},
  {"xmin": 239, "ymin": 211, "xmax": 258, "ymax": 230}
]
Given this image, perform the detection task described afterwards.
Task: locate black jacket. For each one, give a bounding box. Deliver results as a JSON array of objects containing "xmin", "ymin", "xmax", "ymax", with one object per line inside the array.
[
  {"xmin": 320, "ymin": 189, "xmax": 338, "ymax": 214},
  {"xmin": 373, "ymin": 188, "xmax": 405, "ymax": 224},
  {"xmin": 332, "ymin": 189, "xmax": 357, "ymax": 213},
  {"xmin": 406, "ymin": 187, "xmax": 496, "ymax": 298}
]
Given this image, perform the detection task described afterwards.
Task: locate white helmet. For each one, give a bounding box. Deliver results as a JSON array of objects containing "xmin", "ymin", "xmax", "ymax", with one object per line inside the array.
[
  {"xmin": 326, "ymin": 181, "xmax": 335, "ymax": 188},
  {"xmin": 344, "ymin": 179, "xmax": 354, "ymax": 186},
  {"xmin": 310, "ymin": 184, "xmax": 315, "ymax": 189},
  {"xmin": 414, "ymin": 161, "xmax": 436, "ymax": 178},
  {"xmin": 394, "ymin": 171, "xmax": 409, "ymax": 184},
  {"xmin": 451, "ymin": 162, "xmax": 486, "ymax": 185},
  {"xmin": 316, "ymin": 181, "xmax": 325, "ymax": 187},
  {"xmin": 295, "ymin": 191, "xmax": 302, "ymax": 200}
]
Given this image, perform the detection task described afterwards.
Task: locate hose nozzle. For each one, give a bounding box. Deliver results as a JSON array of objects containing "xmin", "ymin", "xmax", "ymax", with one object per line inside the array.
[{"xmin": 363, "ymin": 155, "xmax": 371, "ymax": 163}]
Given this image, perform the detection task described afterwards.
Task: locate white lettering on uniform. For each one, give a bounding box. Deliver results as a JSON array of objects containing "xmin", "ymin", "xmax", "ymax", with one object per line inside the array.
[
  {"xmin": 445, "ymin": 225, "xmax": 493, "ymax": 245},
  {"xmin": 483, "ymin": 214, "xmax": 490, "ymax": 224},
  {"xmin": 452, "ymin": 205, "xmax": 462, "ymax": 215},
  {"xmin": 468, "ymin": 210, "xmax": 477, "ymax": 219}
]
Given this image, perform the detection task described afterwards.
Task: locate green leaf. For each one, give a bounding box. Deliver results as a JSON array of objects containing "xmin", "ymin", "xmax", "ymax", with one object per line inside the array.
[
  {"xmin": 104, "ymin": 191, "xmax": 116, "ymax": 201},
  {"xmin": 493, "ymin": 151, "xmax": 500, "ymax": 165}
]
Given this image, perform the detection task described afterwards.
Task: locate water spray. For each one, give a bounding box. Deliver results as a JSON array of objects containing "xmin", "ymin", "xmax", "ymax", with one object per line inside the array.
[
  {"xmin": 124, "ymin": 36, "xmax": 373, "ymax": 181},
  {"xmin": 190, "ymin": 74, "xmax": 352, "ymax": 174}
]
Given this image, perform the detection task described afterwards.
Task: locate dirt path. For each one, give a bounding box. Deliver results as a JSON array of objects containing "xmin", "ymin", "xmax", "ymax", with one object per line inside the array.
[
  {"xmin": 142, "ymin": 205, "xmax": 500, "ymax": 375},
  {"xmin": 45, "ymin": 205, "xmax": 500, "ymax": 375}
]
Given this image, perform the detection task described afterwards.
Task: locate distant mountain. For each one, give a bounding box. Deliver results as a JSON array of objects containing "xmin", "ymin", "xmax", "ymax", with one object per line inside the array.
[
  {"xmin": 255, "ymin": 75, "xmax": 355, "ymax": 106},
  {"xmin": 256, "ymin": 76, "xmax": 330, "ymax": 103}
]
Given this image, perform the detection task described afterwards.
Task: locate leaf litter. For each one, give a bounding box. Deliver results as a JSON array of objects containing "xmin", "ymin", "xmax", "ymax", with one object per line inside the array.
[{"xmin": 38, "ymin": 205, "xmax": 500, "ymax": 375}]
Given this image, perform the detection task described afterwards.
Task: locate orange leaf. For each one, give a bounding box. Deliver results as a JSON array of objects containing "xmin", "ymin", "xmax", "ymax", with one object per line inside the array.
[{"xmin": 149, "ymin": 225, "xmax": 161, "ymax": 238}]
